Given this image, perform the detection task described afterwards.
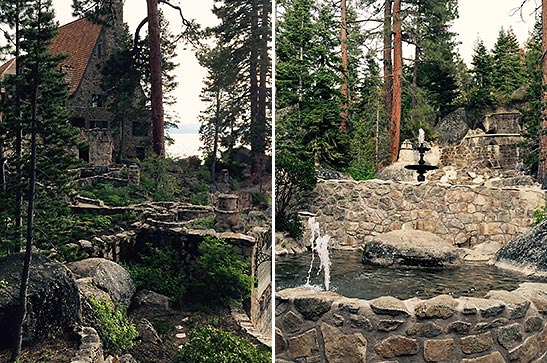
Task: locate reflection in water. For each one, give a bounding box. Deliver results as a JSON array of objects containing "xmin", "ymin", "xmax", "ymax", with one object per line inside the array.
[{"xmin": 276, "ymin": 250, "xmax": 543, "ymax": 300}]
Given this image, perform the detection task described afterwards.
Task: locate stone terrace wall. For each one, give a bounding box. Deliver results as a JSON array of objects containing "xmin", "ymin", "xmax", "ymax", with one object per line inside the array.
[
  {"xmin": 276, "ymin": 284, "xmax": 547, "ymax": 363},
  {"xmin": 300, "ymin": 180, "xmax": 546, "ymax": 248}
]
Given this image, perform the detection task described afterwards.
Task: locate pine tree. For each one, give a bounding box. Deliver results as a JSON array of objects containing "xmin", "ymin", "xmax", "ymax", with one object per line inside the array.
[
  {"xmin": 276, "ymin": 0, "xmax": 349, "ymax": 168},
  {"xmin": 210, "ymin": 0, "xmax": 271, "ymax": 169},
  {"xmin": 468, "ymin": 38, "xmax": 495, "ymax": 124},
  {"xmin": 1, "ymin": 0, "xmax": 79, "ymax": 359},
  {"xmin": 198, "ymin": 43, "xmax": 240, "ymax": 182},
  {"xmin": 492, "ymin": 28, "xmax": 527, "ymax": 100}
]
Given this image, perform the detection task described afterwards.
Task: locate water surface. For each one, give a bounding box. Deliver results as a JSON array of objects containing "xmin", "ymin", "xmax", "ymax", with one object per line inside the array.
[{"xmin": 276, "ymin": 250, "xmax": 543, "ymax": 300}]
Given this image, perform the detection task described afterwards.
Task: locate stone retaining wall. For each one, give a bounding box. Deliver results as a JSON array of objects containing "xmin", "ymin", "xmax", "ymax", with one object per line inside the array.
[
  {"xmin": 276, "ymin": 284, "xmax": 547, "ymax": 362},
  {"xmin": 300, "ymin": 180, "xmax": 546, "ymax": 248}
]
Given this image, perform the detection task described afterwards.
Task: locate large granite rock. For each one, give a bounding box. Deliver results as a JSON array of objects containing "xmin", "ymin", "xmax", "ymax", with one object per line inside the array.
[
  {"xmin": 0, "ymin": 253, "xmax": 80, "ymax": 347},
  {"xmin": 435, "ymin": 107, "xmax": 469, "ymax": 146},
  {"xmin": 494, "ymin": 219, "xmax": 547, "ymax": 276},
  {"xmin": 68, "ymin": 258, "xmax": 135, "ymax": 307},
  {"xmin": 362, "ymin": 229, "xmax": 463, "ymax": 269}
]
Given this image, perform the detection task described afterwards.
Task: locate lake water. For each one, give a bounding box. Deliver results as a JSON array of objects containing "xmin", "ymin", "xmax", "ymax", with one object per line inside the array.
[
  {"xmin": 166, "ymin": 132, "xmax": 202, "ymax": 159},
  {"xmin": 276, "ymin": 250, "xmax": 543, "ymax": 300}
]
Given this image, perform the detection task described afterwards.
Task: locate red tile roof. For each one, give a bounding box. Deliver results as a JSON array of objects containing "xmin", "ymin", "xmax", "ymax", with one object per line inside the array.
[
  {"xmin": 50, "ymin": 18, "xmax": 103, "ymax": 95},
  {"xmin": 0, "ymin": 18, "xmax": 102, "ymax": 95},
  {"xmin": 0, "ymin": 58, "xmax": 16, "ymax": 78}
]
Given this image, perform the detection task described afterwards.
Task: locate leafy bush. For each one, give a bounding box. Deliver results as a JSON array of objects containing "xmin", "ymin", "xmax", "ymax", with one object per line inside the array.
[
  {"xmin": 186, "ymin": 216, "xmax": 215, "ymax": 229},
  {"xmin": 275, "ymin": 151, "xmax": 316, "ymax": 238},
  {"xmin": 191, "ymin": 236, "xmax": 253, "ymax": 307},
  {"xmin": 126, "ymin": 246, "xmax": 187, "ymax": 306},
  {"xmin": 532, "ymin": 207, "xmax": 547, "ymax": 227},
  {"xmin": 140, "ymin": 155, "xmax": 181, "ymax": 202},
  {"xmin": 276, "ymin": 212, "xmax": 304, "ymax": 239},
  {"xmin": 89, "ymin": 297, "xmax": 138, "ymax": 354},
  {"xmin": 347, "ymin": 160, "xmax": 376, "ymax": 181},
  {"xmin": 252, "ymin": 191, "xmax": 270, "ymax": 207},
  {"xmin": 78, "ymin": 183, "xmax": 144, "ymax": 206},
  {"xmin": 172, "ymin": 326, "xmax": 271, "ymax": 363}
]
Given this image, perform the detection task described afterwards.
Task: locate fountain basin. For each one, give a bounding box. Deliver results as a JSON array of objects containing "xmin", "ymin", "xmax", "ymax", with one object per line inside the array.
[{"xmin": 276, "ymin": 282, "xmax": 547, "ymax": 362}]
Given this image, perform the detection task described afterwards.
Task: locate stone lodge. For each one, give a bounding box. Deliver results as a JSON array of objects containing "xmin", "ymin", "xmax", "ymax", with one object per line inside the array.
[{"xmin": 0, "ymin": 0, "xmax": 152, "ymax": 166}]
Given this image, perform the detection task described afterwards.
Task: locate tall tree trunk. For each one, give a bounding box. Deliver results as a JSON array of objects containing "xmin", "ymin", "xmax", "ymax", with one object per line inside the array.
[
  {"xmin": 147, "ymin": 0, "xmax": 165, "ymax": 156},
  {"xmin": 249, "ymin": 0, "xmax": 260, "ymax": 171},
  {"xmin": 12, "ymin": 10, "xmax": 40, "ymax": 359},
  {"xmin": 390, "ymin": 0, "xmax": 402, "ymax": 163},
  {"xmin": 412, "ymin": 44, "xmax": 420, "ymax": 110},
  {"xmin": 340, "ymin": 0, "xmax": 349, "ymax": 131},
  {"xmin": 383, "ymin": 0, "xmax": 393, "ymax": 124},
  {"xmin": 540, "ymin": 0, "xmax": 547, "ymax": 186},
  {"xmin": 14, "ymin": 0, "xmax": 22, "ymax": 254},
  {"xmin": 257, "ymin": 0, "xmax": 269, "ymax": 155},
  {"xmin": 212, "ymin": 89, "xmax": 220, "ymax": 185}
]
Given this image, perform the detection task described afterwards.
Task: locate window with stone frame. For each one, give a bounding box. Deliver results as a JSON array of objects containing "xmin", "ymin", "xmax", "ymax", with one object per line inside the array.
[
  {"xmin": 70, "ymin": 117, "xmax": 85, "ymax": 128},
  {"xmin": 91, "ymin": 93, "xmax": 106, "ymax": 108},
  {"xmin": 90, "ymin": 120, "xmax": 108, "ymax": 129}
]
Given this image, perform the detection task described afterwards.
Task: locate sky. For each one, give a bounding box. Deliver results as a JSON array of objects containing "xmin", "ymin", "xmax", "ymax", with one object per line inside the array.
[{"xmin": 452, "ymin": 0, "xmax": 538, "ymax": 64}]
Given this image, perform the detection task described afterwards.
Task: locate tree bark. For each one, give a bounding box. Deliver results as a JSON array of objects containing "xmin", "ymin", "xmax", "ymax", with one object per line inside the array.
[
  {"xmin": 249, "ymin": 0, "xmax": 261, "ymax": 170},
  {"xmin": 12, "ymin": 1, "xmax": 40, "ymax": 355},
  {"xmin": 14, "ymin": 0, "xmax": 23, "ymax": 254},
  {"xmin": 539, "ymin": 0, "xmax": 547, "ymax": 186},
  {"xmin": 212, "ymin": 89, "xmax": 220, "ymax": 184},
  {"xmin": 147, "ymin": 0, "xmax": 165, "ymax": 156},
  {"xmin": 383, "ymin": 0, "xmax": 393, "ymax": 125},
  {"xmin": 390, "ymin": 0, "xmax": 402, "ymax": 163},
  {"xmin": 340, "ymin": 0, "xmax": 349, "ymax": 131},
  {"xmin": 412, "ymin": 44, "xmax": 420, "ymax": 110}
]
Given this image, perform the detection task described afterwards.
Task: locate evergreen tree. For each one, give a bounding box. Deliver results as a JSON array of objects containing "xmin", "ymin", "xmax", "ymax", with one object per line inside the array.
[
  {"xmin": 492, "ymin": 28, "xmax": 527, "ymax": 100},
  {"xmin": 198, "ymin": 43, "xmax": 240, "ymax": 182},
  {"xmin": 0, "ymin": 0, "xmax": 79, "ymax": 359},
  {"xmin": 210, "ymin": 0, "xmax": 271, "ymax": 169},
  {"xmin": 276, "ymin": 0, "xmax": 349, "ymax": 168},
  {"xmin": 467, "ymin": 38, "xmax": 495, "ymax": 125}
]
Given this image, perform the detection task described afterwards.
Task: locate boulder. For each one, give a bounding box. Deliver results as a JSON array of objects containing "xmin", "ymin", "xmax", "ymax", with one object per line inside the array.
[
  {"xmin": 68, "ymin": 258, "xmax": 135, "ymax": 307},
  {"xmin": 0, "ymin": 253, "xmax": 80, "ymax": 347},
  {"xmin": 435, "ymin": 107, "xmax": 469, "ymax": 146},
  {"xmin": 493, "ymin": 219, "xmax": 547, "ymax": 276},
  {"xmin": 362, "ymin": 229, "xmax": 463, "ymax": 269}
]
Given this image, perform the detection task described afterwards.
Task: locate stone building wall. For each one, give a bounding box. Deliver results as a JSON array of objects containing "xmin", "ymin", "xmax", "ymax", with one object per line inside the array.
[
  {"xmin": 276, "ymin": 285, "xmax": 547, "ymax": 363},
  {"xmin": 67, "ymin": 13, "xmax": 152, "ymax": 165},
  {"xmin": 300, "ymin": 180, "xmax": 545, "ymax": 248}
]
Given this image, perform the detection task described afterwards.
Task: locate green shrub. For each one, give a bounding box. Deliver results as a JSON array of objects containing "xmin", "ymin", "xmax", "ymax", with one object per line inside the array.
[
  {"xmin": 187, "ymin": 216, "xmax": 215, "ymax": 229},
  {"xmin": 252, "ymin": 191, "xmax": 270, "ymax": 207},
  {"xmin": 140, "ymin": 155, "xmax": 181, "ymax": 202},
  {"xmin": 347, "ymin": 160, "xmax": 376, "ymax": 181},
  {"xmin": 192, "ymin": 236, "xmax": 253, "ymax": 307},
  {"xmin": 275, "ymin": 151, "xmax": 316, "ymax": 236},
  {"xmin": 126, "ymin": 246, "xmax": 187, "ymax": 306},
  {"xmin": 172, "ymin": 326, "xmax": 271, "ymax": 363},
  {"xmin": 89, "ymin": 298, "xmax": 138, "ymax": 354},
  {"xmin": 276, "ymin": 212, "xmax": 304, "ymax": 239},
  {"xmin": 532, "ymin": 207, "xmax": 547, "ymax": 227},
  {"xmin": 77, "ymin": 183, "xmax": 144, "ymax": 206}
]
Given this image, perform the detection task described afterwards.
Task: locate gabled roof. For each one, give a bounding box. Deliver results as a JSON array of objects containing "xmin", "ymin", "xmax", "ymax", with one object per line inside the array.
[
  {"xmin": 0, "ymin": 58, "xmax": 16, "ymax": 79},
  {"xmin": 50, "ymin": 18, "xmax": 103, "ymax": 95}
]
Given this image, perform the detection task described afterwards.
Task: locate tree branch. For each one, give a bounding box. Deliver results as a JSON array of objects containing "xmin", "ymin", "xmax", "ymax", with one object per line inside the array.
[{"xmin": 133, "ymin": 16, "xmax": 149, "ymax": 56}]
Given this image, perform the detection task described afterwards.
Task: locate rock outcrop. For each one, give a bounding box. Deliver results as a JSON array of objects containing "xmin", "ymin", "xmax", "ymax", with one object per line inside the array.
[
  {"xmin": 0, "ymin": 253, "xmax": 80, "ymax": 347},
  {"xmin": 493, "ymin": 219, "xmax": 547, "ymax": 276},
  {"xmin": 68, "ymin": 258, "xmax": 136, "ymax": 307},
  {"xmin": 362, "ymin": 229, "xmax": 463, "ymax": 268}
]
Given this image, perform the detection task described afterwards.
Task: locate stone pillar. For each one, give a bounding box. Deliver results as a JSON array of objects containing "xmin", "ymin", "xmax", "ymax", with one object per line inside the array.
[
  {"xmin": 127, "ymin": 164, "xmax": 140, "ymax": 186},
  {"xmin": 215, "ymin": 194, "xmax": 240, "ymax": 231}
]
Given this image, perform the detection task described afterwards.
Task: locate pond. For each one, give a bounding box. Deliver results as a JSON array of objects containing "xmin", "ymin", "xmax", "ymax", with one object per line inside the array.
[{"xmin": 276, "ymin": 249, "xmax": 543, "ymax": 300}]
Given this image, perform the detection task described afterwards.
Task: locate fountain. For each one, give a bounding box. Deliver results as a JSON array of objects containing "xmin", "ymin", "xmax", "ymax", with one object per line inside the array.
[
  {"xmin": 404, "ymin": 128, "xmax": 438, "ymax": 182},
  {"xmin": 305, "ymin": 217, "xmax": 331, "ymax": 291}
]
